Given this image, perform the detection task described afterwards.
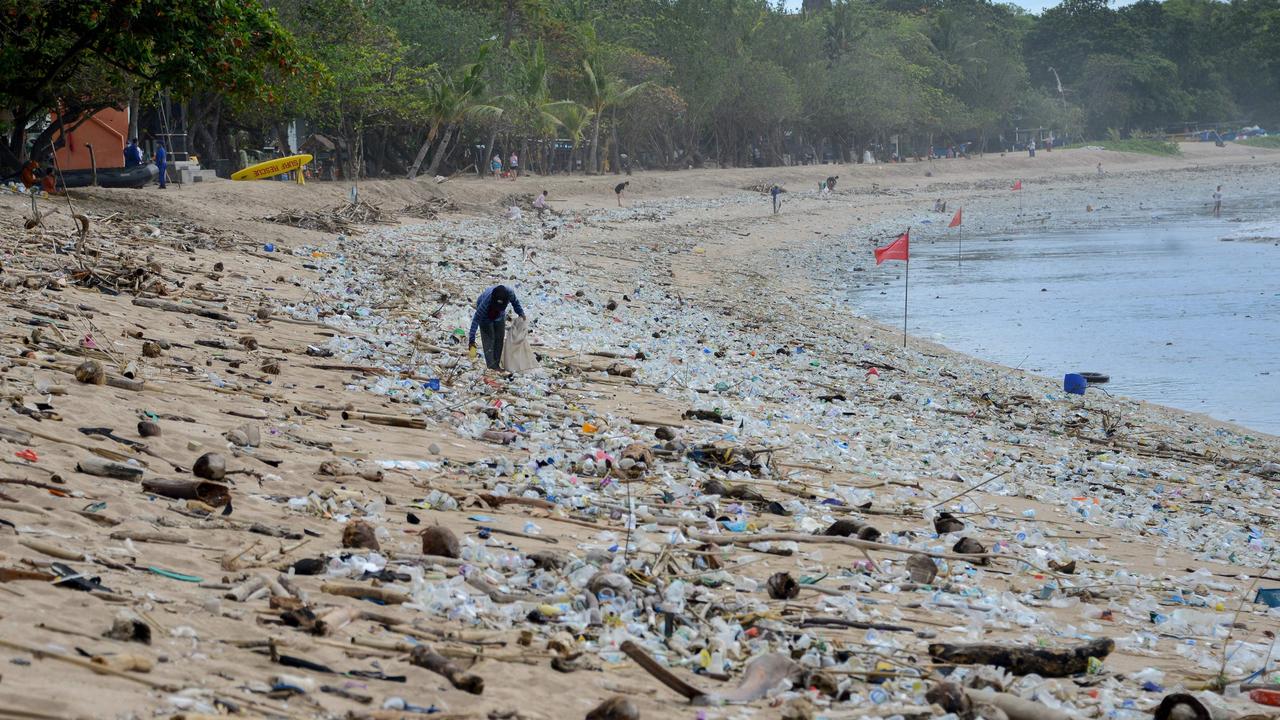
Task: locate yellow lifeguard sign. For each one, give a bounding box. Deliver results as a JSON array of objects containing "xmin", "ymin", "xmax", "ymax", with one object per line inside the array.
[{"xmin": 231, "ymin": 154, "xmax": 313, "ymax": 183}]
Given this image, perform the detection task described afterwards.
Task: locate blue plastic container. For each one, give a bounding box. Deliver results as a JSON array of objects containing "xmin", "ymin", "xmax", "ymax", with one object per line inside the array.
[
  {"xmin": 1256, "ymin": 588, "xmax": 1280, "ymax": 608},
  {"xmin": 1063, "ymin": 373, "xmax": 1087, "ymax": 395}
]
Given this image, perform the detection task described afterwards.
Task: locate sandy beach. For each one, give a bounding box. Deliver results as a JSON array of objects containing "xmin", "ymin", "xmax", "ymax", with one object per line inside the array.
[{"xmin": 2, "ymin": 142, "xmax": 1280, "ymax": 719}]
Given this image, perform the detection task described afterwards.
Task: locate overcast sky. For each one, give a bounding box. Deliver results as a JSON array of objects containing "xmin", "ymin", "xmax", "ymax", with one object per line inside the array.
[{"xmin": 780, "ymin": 0, "xmax": 1079, "ymax": 14}]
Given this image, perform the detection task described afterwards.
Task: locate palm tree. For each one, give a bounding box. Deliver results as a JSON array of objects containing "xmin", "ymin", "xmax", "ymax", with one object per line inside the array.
[
  {"xmin": 408, "ymin": 48, "xmax": 501, "ymax": 179},
  {"xmin": 501, "ymin": 42, "xmax": 561, "ymax": 174},
  {"xmin": 545, "ymin": 101, "xmax": 593, "ymax": 174},
  {"xmin": 582, "ymin": 58, "xmax": 648, "ymax": 174}
]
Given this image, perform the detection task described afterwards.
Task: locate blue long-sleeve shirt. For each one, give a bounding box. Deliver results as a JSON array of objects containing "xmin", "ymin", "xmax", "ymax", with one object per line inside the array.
[{"xmin": 468, "ymin": 285, "xmax": 524, "ymax": 344}]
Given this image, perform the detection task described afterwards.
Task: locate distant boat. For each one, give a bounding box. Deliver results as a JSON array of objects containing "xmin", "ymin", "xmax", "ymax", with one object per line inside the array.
[{"xmin": 59, "ymin": 164, "xmax": 158, "ymax": 189}]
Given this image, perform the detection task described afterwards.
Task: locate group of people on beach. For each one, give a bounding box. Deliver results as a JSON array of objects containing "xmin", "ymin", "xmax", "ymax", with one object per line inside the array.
[{"xmin": 489, "ymin": 152, "xmax": 519, "ymax": 179}]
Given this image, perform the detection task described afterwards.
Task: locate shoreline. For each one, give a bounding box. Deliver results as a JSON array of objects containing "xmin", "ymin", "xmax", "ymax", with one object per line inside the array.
[
  {"xmin": 2, "ymin": 143, "xmax": 1280, "ymax": 717},
  {"xmin": 826, "ymin": 166, "xmax": 1280, "ymax": 438}
]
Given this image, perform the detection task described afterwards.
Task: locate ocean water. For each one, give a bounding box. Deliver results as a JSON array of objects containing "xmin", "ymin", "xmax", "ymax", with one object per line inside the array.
[{"xmin": 848, "ymin": 191, "xmax": 1280, "ymax": 435}]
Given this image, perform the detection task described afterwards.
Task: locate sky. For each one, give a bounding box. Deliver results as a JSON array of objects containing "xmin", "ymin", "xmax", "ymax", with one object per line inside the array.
[{"xmin": 780, "ymin": 0, "xmax": 1077, "ymax": 14}]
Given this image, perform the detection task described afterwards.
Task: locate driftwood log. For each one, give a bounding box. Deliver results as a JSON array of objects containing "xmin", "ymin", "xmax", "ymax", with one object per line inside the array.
[
  {"xmin": 320, "ymin": 581, "xmax": 409, "ymax": 605},
  {"xmin": 619, "ymin": 639, "xmax": 800, "ymax": 705},
  {"xmin": 132, "ymin": 296, "xmax": 236, "ymax": 322},
  {"xmin": 141, "ymin": 478, "xmax": 230, "ymax": 506},
  {"xmin": 408, "ymin": 645, "xmax": 483, "ymax": 694},
  {"xmin": 340, "ymin": 411, "xmax": 426, "ymax": 429},
  {"xmin": 929, "ymin": 681, "xmax": 1076, "ymax": 720},
  {"xmin": 928, "ymin": 637, "xmax": 1114, "ymax": 677}
]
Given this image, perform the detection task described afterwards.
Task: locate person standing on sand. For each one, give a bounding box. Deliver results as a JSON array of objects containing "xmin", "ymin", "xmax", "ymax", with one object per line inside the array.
[
  {"xmin": 615, "ymin": 180, "xmax": 629, "ymax": 207},
  {"xmin": 1027, "ymin": 139, "xmax": 1036, "ymax": 158},
  {"xmin": 124, "ymin": 138, "xmax": 143, "ymax": 168},
  {"xmin": 490, "ymin": 154, "xmax": 502, "ymax": 178},
  {"xmin": 770, "ymin": 184, "xmax": 783, "ymax": 214},
  {"xmin": 509, "ymin": 151, "xmax": 519, "ymax": 178},
  {"xmin": 155, "ymin": 141, "xmax": 168, "ymax": 189},
  {"xmin": 1213, "ymin": 185, "xmax": 1222, "ymax": 217},
  {"xmin": 468, "ymin": 285, "xmax": 526, "ymax": 371}
]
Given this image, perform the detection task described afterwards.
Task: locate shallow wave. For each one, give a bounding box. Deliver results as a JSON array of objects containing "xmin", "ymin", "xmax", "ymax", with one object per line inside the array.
[{"xmin": 1217, "ymin": 221, "xmax": 1280, "ymax": 242}]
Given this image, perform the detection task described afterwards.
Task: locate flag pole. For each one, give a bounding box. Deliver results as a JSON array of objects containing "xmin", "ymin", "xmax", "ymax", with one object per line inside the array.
[
  {"xmin": 903, "ymin": 227, "xmax": 910, "ymax": 348},
  {"xmin": 957, "ymin": 222, "xmax": 963, "ymax": 268}
]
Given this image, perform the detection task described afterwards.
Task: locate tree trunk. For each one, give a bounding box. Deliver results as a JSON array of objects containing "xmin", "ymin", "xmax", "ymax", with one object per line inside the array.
[
  {"xmin": 610, "ymin": 109, "xmax": 622, "ymax": 175},
  {"xmin": 425, "ymin": 124, "xmax": 456, "ymax": 177},
  {"xmin": 406, "ymin": 124, "xmax": 439, "ymax": 179},
  {"xmin": 482, "ymin": 128, "xmax": 498, "ymax": 177},
  {"xmin": 589, "ymin": 112, "xmax": 602, "ymax": 174},
  {"xmin": 127, "ymin": 90, "xmax": 139, "ymax": 142},
  {"xmin": 502, "ymin": 0, "xmax": 517, "ymax": 48}
]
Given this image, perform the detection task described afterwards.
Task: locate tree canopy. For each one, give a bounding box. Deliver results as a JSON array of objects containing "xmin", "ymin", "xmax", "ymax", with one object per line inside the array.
[{"xmin": 3, "ymin": 0, "xmax": 1277, "ymax": 177}]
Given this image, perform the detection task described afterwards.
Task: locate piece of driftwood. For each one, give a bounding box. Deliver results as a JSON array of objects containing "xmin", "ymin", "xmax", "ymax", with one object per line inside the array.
[
  {"xmin": 108, "ymin": 528, "xmax": 189, "ymax": 544},
  {"xmin": 226, "ymin": 576, "xmax": 267, "ymax": 601},
  {"xmin": 929, "ymin": 682, "xmax": 1076, "ymax": 720},
  {"xmin": 340, "ymin": 411, "xmax": 427, "ymax": 429},
  {"xmin": 688, "ymin": 530, "xmax": 1002, "ymax": 564},
  {"xmin": 132, "ymin": 296, "xmax": 236, "ymax": 322},
  {"xmin": 77, "ymin": 457, "xmax": 144, "ymax": 480},
  {"xmin": 928, "ymin": 638, "xmax": 1114, "ymax": 677},
  {"xmin": 619, "ymin": 639, "xmax": 702, "ymax": 700},
  {"xmin": 619, "ymin": 640, "xmax": 799, "ymax": 705},
  {"xmin": 320, "ymin": 582, "xmax": 409, "ymax": 605},
  {"xmin": 408, "ymin": 645, "xmax": 484, "ymax": 694},
  {"xmin": 141, "ymin": 478, "xmax": 230, "ymax": 506},
  {"xmin": 18, "ymin": 537, "xmax": 83, "ymax": 561},
  {"xmin": 799, "ymin": 617, "xmax": 919, "ymax": 634},
  {"xmin": 967, "ymin": 687, "xmax": 1075, "ymax": 720}
]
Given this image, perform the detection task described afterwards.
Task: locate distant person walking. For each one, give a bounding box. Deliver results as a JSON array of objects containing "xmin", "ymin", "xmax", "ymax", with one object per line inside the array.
[
  {"xmin": 468, "ymin": 285, "xmax": 527, "ymax": 371},
  {"xmin": 124, "ymin": 138, "xmax": 143, "ymax": 168},
  {"xmin": 1212, "ymin": 185, "xmax": 1222, "ymax": 217},
  {"xmin": 1027, "ymin": 140, "xmax": 1036, "ymax": 158},
  {"xmin": 770, "ymin": 184, "xmax": 783, "ymax": 214},
  {"xmin": 614, "ymin": 180, "xmax": 629, "ymax": 207},
  {"xmin": 155, "ymin": 141, "xmax": 168, "ymax": 189},
  {"xmin": 509, "ymin": 151, "xmax": 519, "ymax": 178},
  {"xmin": 490, "ymin": 154, "xmax": 502, "ymax": 178}
]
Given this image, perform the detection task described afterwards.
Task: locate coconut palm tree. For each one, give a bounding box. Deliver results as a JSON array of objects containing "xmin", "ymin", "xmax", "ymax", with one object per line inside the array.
[
  {"xmin": 582, "ymin": 58, "xmax": 649, "ymax": 174},
  {"xmin": 407, "ymin": 47, "xmax": 501, "ymax": 179},
  {"xmin": 501, "ymin": 41, "xmax": 560, "ymax": 174},
  {"xmin": 544, "ymin": 101, "xmax": 593, "ymax": 174}
]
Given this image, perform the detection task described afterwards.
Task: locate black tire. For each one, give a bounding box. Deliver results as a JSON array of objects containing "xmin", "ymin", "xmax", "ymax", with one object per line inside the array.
[{"xmin": 1079, "ymin": 372, "xmax": 1109, "ymax": 384}]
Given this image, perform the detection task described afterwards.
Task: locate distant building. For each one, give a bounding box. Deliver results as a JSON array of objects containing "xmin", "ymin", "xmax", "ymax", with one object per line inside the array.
[{"xmin": 803, "ymin": 0, "xmax": 831, "ymax": 11}]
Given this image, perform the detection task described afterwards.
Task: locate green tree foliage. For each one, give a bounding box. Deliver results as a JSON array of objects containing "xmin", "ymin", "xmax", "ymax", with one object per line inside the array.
[
  {"xmin": 4, "ymin": 0, "xmax": 1276, "ymax": 178},
  {"xmin": 0, "ymin": 0, "xmax": 302, "ymax": 169}
]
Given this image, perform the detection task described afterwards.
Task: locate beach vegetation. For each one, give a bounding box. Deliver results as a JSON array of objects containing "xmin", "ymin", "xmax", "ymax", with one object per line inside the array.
[{"xmin": 3, "ymin": 0, "xmax": 1277, "ymax": 177}]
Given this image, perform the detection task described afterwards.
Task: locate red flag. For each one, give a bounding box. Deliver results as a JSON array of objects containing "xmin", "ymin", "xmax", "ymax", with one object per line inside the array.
[
  {"xmin": 949, "ymin": 208, "xmax": 963, "ymax": 228},
  {"xmin": 875, "ymin": 230, "xmax": 910, "ymax": 265},
  {"xmin": 1012, "ymin": 180, "xmax": 1022, "ymax": 191}
]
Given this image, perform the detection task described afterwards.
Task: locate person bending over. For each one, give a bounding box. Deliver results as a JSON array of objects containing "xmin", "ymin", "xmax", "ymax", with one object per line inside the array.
[{"xmin": 468, "ymin": 284, "xmax": 526, "ymax": 370}]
